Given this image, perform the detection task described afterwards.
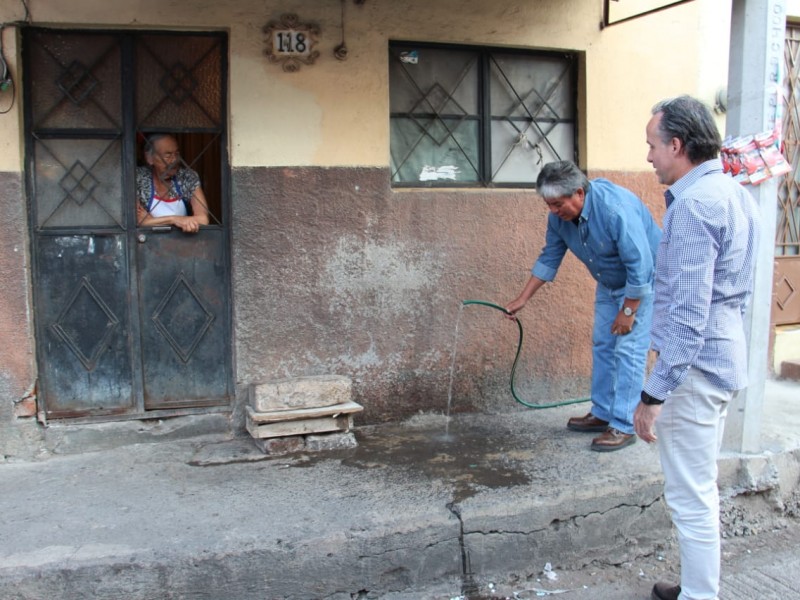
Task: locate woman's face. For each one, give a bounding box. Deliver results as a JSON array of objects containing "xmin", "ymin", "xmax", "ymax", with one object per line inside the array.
[{"xmin": 148, "ymin": 137, "xmax": 181, "ymax": 179}]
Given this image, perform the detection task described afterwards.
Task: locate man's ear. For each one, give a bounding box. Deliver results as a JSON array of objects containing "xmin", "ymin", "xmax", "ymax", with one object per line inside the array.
[{"xmin": 671, "ymin": 136, "xmax": 685, "ymax": 156}]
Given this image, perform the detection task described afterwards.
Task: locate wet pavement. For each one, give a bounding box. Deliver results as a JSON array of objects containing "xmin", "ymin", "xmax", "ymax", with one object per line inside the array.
[{"xmin": 0, "ymin": 379, "xmax": 798, "ymax": 599}]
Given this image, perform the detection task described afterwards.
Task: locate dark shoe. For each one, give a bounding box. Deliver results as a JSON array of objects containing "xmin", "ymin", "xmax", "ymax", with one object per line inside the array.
[
  {"xmin": 567, "ymin": 412, "xmax": 609, "ymax": 432},
  {"xmin": 590, "ymin": 427, "xmax": 636, "ymax": 452},
  {"xmin": 651, "ymin": 582, "xmax": 680, "ymax": 600}
]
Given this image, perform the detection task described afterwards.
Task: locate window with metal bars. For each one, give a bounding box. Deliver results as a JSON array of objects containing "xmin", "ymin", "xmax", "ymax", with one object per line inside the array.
[{"xmin": 389, "ymin": 41, "xmax": 578, "ymax": 188}]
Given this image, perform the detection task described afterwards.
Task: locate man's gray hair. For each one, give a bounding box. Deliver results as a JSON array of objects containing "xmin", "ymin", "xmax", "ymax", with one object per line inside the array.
[
  {"xmin": 651, "ymin": 95, "xmax": 721, "ymax": 164},
  {"xmin": 536, "ymin": 161, "xmax": 590, "ymax": 199}
]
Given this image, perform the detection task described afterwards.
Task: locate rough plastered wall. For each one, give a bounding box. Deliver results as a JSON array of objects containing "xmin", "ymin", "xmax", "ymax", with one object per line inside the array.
[
  {"xmin": 0, "ymin": 170, "xmax": 40, "ymax": 453},
  {"xmin": 0, "ymin": 23, "xmax": 41, "ymax": 454},
  {"xmin": 0, "ymin": 0, "xmax": 728, "ymax": 445},
  {"xmin": 231, "ymin": 167, "xmax": 566, "ymax": 421},
  {"xmin": 231, "ymin": 167, "xmax": 668, "ymax": 423}
]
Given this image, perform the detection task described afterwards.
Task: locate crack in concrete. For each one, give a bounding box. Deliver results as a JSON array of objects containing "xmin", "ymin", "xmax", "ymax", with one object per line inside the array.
[
  {"xmin": 446, "ymin": 502, "xmax": 479, "ymax": 597},
  {"xmin": 549, "ymin": 498, "xmax": 665, "ymax": 528},
  {"xmin": 461, "ymin": 498, "xmax": 665, "ymax": 538}
]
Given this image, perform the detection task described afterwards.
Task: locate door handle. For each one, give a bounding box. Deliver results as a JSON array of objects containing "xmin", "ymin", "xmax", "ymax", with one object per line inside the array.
[{"xmin": 138, "ymin": 226, "xmax": 173, "ymax": 243}]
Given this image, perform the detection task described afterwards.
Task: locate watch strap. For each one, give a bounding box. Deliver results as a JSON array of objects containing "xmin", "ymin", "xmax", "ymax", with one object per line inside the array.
[{"xmin": 641, "ymin": 390, "xmax": 664, "ymax": 405}]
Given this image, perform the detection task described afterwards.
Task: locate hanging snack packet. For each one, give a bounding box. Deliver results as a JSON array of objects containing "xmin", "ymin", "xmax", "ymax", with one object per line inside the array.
[{"xmin": 756, "ymin": 130, "xmax": 791, "ymax": 179}]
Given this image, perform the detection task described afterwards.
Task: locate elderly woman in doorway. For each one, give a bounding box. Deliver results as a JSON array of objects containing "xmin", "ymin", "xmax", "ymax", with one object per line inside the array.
[{"xmin": 136, "ymin": 133, "xmax": 210, "ymax": 233}]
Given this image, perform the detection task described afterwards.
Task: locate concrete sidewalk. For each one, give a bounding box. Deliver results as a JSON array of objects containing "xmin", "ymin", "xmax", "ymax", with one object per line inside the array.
[{"xmin": 0, "ymin": 379, "xmax": 798, "ymax": 600}]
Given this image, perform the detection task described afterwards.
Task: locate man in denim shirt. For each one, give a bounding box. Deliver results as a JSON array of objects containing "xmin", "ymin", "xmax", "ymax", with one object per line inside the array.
[{"xmin": 505, "ymin": 160, "xmax": 661, "ymax": 451}]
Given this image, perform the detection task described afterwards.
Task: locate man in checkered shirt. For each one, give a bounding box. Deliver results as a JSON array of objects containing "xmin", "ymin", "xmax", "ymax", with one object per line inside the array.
[{"xmin": 635, "ymin": 96, "xmax": 760, "ymax": 600}]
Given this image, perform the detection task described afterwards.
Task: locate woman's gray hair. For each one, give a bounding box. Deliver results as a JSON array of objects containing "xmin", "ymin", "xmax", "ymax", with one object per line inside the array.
[
  {"xmin": 143, "ymin": 133, "xmax": 177, "ymax": 157},
  {"xmin": 535, "ymin": 161, "xmax": 590, "ymax": 199},
  {"xmin": 651, "ymin": 95, "xmax": 721, "ymax": 163}
]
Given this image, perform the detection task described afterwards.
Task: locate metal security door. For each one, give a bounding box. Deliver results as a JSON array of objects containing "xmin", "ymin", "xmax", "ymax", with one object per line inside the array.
[
  {"xmin": 134, "ymin": 34, "xmax": 230, "ymax": 410},
  {"xmin": 25, "ymin": 29, "xmax": 231, "ymax": 419},
  {"xmin": 775, "ymin": 24, "xmax": 800, "ymax": 325}
]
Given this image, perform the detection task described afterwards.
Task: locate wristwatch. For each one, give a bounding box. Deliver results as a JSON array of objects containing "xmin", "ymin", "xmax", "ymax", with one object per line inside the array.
[
  {"xmin": 641, "ymin": 391, "xmax": 665, "ymax": 405},
  {"xmin": 622, "ymin": 306, "xmax": 636, "ymax": 317}
]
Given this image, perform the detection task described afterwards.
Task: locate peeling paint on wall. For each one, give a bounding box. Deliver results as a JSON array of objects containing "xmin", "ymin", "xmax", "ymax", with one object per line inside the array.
[{"xmin": 320, "ymin": 235, "xmax": 442, "ymax": 319}]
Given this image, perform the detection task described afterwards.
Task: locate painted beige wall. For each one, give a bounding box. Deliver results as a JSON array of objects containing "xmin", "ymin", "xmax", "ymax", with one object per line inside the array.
[
  {"xmin": 0, "ymin": 0, "xmax": 729, "ymax": 171},
  {"xmin": 589, "ymin": 0, "xmax": 730, "ymax": 168},
  {"xmin": 0, "ymin": 27, "xmax": 21, "ymax": 172}
]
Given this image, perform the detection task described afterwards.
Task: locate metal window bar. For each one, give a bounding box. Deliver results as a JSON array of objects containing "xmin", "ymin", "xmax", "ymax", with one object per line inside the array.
[
  {"xmin": 389, "ymin": 48, "xmax": 480, "ymax": 181},
  {"xmin": 34, "ymin": 134, "xmax": 124, "ymax": 230},
  {"xmin": 488, "ymin": 54, "xmax": 573, "ymax": 180},
  {"xmin": 389, "ymin": 42, "xmax": 576, "ymax": 187},
  {"xmin": 136, "ymin": 38, "xmax": 222, "ymax": 128},
  {"xmin": 33, "ymin": 35, "xmax": 122, "ymax": 131}
]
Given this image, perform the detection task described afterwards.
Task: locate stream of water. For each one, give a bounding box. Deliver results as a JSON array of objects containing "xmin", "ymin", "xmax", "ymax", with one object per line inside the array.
[{"xmin": 445, "ymin": 303, "xmax": 466, "ymax": 436}]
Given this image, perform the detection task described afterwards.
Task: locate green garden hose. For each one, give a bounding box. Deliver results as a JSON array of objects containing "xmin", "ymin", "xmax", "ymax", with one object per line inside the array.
[{"xmin": 461, "ymin": 300, "xmax": 591, "ymax": 409}]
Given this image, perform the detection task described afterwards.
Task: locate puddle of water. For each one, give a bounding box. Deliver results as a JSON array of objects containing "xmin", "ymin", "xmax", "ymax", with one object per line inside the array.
[
  {"xmin": 429, "ymin": 431, "xmax": 454, "ymax": 444},
  {"xmin": 290, "ymin": 419, "xmax": 532, "ymax": 503}
]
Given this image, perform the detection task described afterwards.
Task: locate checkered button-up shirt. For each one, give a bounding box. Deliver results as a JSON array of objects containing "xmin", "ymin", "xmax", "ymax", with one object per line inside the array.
[{"xmin": 644, "ymin": 159, "xmax": 760, "ymax": 400}]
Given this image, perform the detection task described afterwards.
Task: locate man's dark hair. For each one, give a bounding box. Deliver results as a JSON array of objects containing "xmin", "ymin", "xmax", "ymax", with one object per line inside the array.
[
  {"xmin": 651, "ymin": 95, "xmax": 721, "ymax": 164},
  {"xmin": 536, "ymin": 160, "xmax": 590, "ymax": 199}
]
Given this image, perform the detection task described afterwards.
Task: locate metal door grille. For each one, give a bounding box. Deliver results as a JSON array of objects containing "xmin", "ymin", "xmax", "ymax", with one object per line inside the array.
[
  {"xmin": 779, "ymin": 25, "xmax": 800, "ymax": 256},
  {"xmin": 24, "ymin": 28, "xmax": 231, "ymax": 420},
  {"xmin": 774, "ymin": 24, "xmax": 800, "ymax": 325}
]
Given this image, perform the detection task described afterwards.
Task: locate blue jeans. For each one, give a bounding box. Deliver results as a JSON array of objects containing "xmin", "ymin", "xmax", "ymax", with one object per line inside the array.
[{"xmin": 590, "ymin": 284, "xmax": 653, "ymax": 434}]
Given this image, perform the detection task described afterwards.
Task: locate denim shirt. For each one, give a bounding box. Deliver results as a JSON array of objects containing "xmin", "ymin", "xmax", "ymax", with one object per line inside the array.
[{"xmin": 532, "ymin": 179, "xmax": 661, "ymax": 299}]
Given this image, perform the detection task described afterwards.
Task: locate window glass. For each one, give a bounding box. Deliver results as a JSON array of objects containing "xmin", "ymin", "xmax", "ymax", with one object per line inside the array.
[
  {"xmin": 35, "ymin": 138, "xmax": 123, "ymax": 229},
  {"xmin": 391, "ymin": 118, "xmax": 480, "ymax": 184},
  {"xmin": 390, "ymin": 42, "xmax": 577, "ymax": 187}
]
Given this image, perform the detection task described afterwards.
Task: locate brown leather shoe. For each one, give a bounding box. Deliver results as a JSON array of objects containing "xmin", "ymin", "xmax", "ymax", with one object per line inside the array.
[
  {"xmin": 651, "ymin": 582, "xmax": 680, "ymax": 600},
  {"xmin": 566, "ymin": 412, "xmax": 609, "ymax": 432},
  {"xmin": 590, "ymin": 427, "xmax": 636, "ymax": 452}
]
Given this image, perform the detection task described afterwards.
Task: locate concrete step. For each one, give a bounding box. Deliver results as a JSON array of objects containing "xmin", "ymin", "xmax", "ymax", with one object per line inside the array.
[
  {"xmin": 780, "ymin": 358, "xmax": 800, "ymax": 381},
  {"xmin": 1, "ymin": 384, "xmax": 799, "ymax": 600},
  {"xmin": 0, "ymin": 406, "xmax": 671, "ymax": 599}
]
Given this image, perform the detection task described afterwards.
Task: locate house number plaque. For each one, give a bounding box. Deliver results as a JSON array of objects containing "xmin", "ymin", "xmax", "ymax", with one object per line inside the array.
[{"xmin": 263, "ymin": 14, "xmax": 320, "ymax": 72}]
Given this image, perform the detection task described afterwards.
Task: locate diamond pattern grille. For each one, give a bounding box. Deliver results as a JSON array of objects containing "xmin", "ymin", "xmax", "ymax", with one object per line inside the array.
[
  {"xmin": 159, "ymin": 62, "xmax": 199, "ymax": 106},
  {"xmin": 489, "ymin": 54, "xmax": 572, "ymax": 181},
  {"xmin": 56, "ymin": 60, "xmax": 99, "ymax": 105},
  {"xmin": 152, "ymin": 272, "xmax": 214, "ymax": 364},
  {"xmin": 390, "ymin": 44, "xmax": 575, "ymax": 186},
  {"xmin": 51, "ymin": 277, "xmax": 119, "ymax": 372},
  {"xmin": 779, "ymin": 26, "xmax": 800, "ymax": 256},
  {"xmin": 408, "ymin": 82, "xmax": 469, "ymax": 146},
  {"xmin": 773, "ymin": 26, "xmax": 800, "ymax": 326},
  {"xmin": 775, "ymin": 276, "xmax": 796, "ymax": 310},
  {"xmin": 59, "ymin": 160, "xmax": 100, "ymax": 206}
]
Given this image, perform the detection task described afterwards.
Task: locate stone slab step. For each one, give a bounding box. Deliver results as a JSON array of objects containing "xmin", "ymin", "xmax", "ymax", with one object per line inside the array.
[
  {"xmin": 780, "ymin": 359, "xmax": 800, "ymax": 381},
  {"xmin": 245, "ymin": 401, "xmax": 362, "ymax": 439}
]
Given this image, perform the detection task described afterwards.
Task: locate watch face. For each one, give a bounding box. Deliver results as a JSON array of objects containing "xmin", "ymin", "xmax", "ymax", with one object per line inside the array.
[{"xmin": 623, "ymin": 307, "xmax": 633, "ymax": 316}]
